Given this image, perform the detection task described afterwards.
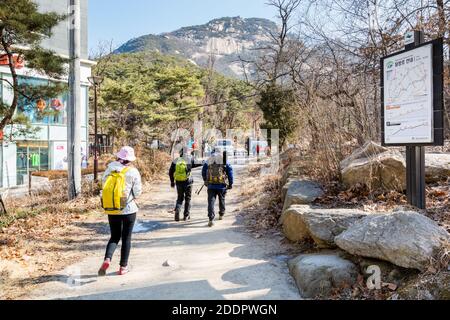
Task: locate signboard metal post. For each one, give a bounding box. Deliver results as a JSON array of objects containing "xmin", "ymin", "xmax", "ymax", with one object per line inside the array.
[
  {"xmin": 381, "ymin": 32, "xmax": 444, "ymax": 210},
  {"xmin": 406, "ymin": 31, "xmax": 426, "ymax": 209}
]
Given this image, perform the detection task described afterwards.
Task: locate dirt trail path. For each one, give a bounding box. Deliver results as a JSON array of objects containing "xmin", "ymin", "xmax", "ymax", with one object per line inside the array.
[{"xmin": 24, "ymin": 164, "xmax": 301, "ymax": 300}]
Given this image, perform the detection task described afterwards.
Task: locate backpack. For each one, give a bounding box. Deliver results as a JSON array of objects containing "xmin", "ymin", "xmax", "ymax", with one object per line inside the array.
[
  {"xmin": 207, "ymin": 163, "xmax": 227, "ymax": 185},
  {"xmin": 174, "ymin": 158, "xmax": 190, "ymax": 182},
  {"xmin": 102, "ymin": 167, "xmax": 130, "ymax": 215}
]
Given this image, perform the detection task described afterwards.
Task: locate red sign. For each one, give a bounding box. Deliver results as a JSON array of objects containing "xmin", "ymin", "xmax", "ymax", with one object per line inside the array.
[
  {"xmin": 57, "ymin": 146, "xmax": 65, "ymax": 151},
  {"xmin": 0, "ymin": 54, "xmax": 24, "ymax": 69}
]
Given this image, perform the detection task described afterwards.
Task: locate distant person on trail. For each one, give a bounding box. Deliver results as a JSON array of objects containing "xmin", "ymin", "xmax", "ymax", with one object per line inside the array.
[
  {"xmin": 98, "ymin": 146, "xmax": 142, "ymax": 276},
  {"xmin": 202, "ymin": 149, "xmax": 234, "ymax": 227},
  {"xmin": 169, "ymin": 148, "xmax": 202, "ymax": 222}
]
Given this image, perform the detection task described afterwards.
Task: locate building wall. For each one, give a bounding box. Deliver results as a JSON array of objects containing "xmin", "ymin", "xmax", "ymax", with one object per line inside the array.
[
  {"xmin": 0, "ymin": 65, "xmax": 91, "ymax": 188},
  {"xmin": 35, "ymin": 0, "xmax": 89, "ymax": 60},
  {"xmin": 0, "ymin": 0, "xmax": 93, "ymax": 188},
  {"xmin": 0, "ymin": 82, "xmax": 90, "ymax": 187}
]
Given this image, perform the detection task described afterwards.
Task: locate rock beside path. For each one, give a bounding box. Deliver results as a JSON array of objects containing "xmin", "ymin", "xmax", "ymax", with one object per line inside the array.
[
  {"xmin": 282, "ymin": 180, "xmax": 324, "ymax": 212},
  {"xmin": 288, "ymin": 253, "xmax": 358, "ymax": 298},
  {"xmin": 281, "ymin": 205, "xmax": 367, "ymax": 247},
  {"xmin": 341, "ymin": 142, "xmax": 406, "ymax": 191},
  {"xmin": 335, "ymin": 211, "xmax": 450, "ymax": 271}
]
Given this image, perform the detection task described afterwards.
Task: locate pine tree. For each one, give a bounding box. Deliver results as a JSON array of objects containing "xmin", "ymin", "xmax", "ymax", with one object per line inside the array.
[
  {"xmin": 0, "ymin": 0, "xmax": 67, "ymax": 134},
  {"xmin": 258, "ymin": 84, "xmax": 298, "ymax": 148}
]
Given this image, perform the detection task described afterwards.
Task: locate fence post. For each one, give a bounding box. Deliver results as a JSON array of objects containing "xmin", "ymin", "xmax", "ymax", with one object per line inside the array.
[{"xmin": 28, "ymin": 169, "xmax": 33, "ymax": 196}]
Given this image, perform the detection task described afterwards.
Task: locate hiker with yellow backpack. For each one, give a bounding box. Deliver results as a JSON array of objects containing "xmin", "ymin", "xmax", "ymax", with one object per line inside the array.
[
  {"xmin": 98, "ymin": 146, "xmax": 142, "ymax": 276},
  {"xmin": 169, "ymin": 148, "xmax": 202, "ymax": 222}
]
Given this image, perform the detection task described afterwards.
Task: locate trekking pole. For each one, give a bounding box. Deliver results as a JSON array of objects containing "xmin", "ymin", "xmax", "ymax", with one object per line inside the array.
[{"xmin": 196, "ymin": 184, "xmax": 205, "ymax": 195}]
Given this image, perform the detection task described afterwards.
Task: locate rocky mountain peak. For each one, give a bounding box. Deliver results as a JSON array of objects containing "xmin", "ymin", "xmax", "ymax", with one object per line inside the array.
[{"xmin": 114, "ymin": 17, "xmax": 277, "ymax": 78}]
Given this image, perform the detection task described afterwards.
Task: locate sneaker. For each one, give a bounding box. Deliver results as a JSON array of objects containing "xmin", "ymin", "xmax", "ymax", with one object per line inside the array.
[
  {"xmin": 208, "ymin": 220, "xmax": 214, "ymax": 227},
  {"xmin": 118, "ymin": 266, "xmax": 130, "ymax": 276},
  {"xmin": 219, "ymin": 215, "xmax": 224, "ymax": 221},
  {"xmin": 98, "ymin": 259, "xmax": 111, "ymax": 276},
  {"xmin": 175, "ymin": 213, "xmax": 180, "ymax": 222},
  {"xmin": 183, "ymin": 215, "xmax": 191, "ymax": 221}
]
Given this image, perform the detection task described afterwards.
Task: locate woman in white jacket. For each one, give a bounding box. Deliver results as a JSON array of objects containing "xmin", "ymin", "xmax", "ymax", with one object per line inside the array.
[{"xmin": 98, "ymin": 146, "xmax": 142, "ymax": 276}]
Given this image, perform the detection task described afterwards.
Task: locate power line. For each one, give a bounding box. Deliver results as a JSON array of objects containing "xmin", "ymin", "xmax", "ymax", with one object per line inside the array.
[{"xmin": 173, "ymin": 93, "xmax": 259, "ymax": 113}]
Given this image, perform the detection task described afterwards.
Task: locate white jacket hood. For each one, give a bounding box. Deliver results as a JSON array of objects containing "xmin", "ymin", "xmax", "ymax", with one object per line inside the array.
[{"xmin": 108, "ymin": 161, "xmax": 127, "ymax": 172}]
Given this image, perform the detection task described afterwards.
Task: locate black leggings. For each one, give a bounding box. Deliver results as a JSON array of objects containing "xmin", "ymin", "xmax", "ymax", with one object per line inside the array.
[{"xmin": 105, "ymin": 213, "xmax": 136, "ymax": 267}]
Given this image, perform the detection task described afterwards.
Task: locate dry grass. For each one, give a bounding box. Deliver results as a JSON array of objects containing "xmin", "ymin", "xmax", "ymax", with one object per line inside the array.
[
  {"xmin": 238, "ymin": 165, "xmax": 282, "ymax": 237},
  {"xmin": 0, "ymin": 179, "xmax": 100, "ymax": 230},
  {"xmin": 429, "ymin": 240, "xmax": 450, "ymax": 273},
  {"xmin": 0, "ymin": 178, "xmax": 104, "ymax": 299},
  {"xmin": 32, "ymin": 167, "xmax": 107, "ymax": 180},
  {"xmin": 134, "ymin": 148, "xmax": 171, "ymax": 183}
]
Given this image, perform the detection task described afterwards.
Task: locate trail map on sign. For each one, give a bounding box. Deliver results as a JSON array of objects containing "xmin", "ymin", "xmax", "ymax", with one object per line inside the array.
[{"xmin": 384, "ymin": 44, "xmax": 434, "ymax": 144}]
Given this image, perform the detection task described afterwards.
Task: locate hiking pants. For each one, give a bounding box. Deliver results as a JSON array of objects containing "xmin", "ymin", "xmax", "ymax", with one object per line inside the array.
[
  {"xmin": 175, "ymin": 182, "xmax": 192, "ymax": 217},
  {"xmin": 207, "ymin": 189, "xmax": 226, "ymax": 221},
  {"xmin": 105, "ymin": 213, "xmax": 136, "ymax": 267}
]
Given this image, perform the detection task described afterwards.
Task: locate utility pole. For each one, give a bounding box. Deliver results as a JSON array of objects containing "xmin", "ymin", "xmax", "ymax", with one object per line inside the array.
[{"xmin": 68, "ymin": 0, "xmax": 82, "ymax": 199}]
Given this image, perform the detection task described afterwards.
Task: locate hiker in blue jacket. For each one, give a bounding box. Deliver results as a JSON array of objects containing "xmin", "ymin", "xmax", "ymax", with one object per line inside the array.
[{"xmin": 202, "ymin": 149, "xmax": 234, "ymax": 227}]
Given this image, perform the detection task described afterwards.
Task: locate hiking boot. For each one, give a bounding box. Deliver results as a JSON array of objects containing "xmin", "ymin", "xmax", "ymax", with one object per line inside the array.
[
  {"xmin": 208, "ymin": 220, "xmax": 214, "ymax": 227},
  {"xmin": 118, "ymin": 266, "xmax": 130, "ymax": 276},
  {"xmin": 175, "ymin": 212, "xmax": 180, "ymax": 222},
  {"xmin": 98, "ymin": 259, "xmax": 111, "ymax": 277}
]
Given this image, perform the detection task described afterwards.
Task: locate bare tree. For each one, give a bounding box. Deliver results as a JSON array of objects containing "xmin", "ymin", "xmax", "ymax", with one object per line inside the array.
[
  {"xmin": 241, "ymin": 0, "xmax": 303, "ymax": 87},
  {"xmin": 89, "ymin": 39, "xmax": 116, "ymax": 78}
]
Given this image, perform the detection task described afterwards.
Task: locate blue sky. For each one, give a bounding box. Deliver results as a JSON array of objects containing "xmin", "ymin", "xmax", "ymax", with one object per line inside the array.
[{"xmin": 88, "ymin": 0, "xmax": 276, "ymax": 52}]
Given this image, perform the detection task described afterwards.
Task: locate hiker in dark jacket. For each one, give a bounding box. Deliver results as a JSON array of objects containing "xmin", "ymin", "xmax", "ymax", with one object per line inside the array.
[
  {"xmin": 202, "ymin": 150, "xmax": 234, "ymax": 227},
  {"xmin": 169, "ymin": 148, "xmax": 201, "ymax": 222}
]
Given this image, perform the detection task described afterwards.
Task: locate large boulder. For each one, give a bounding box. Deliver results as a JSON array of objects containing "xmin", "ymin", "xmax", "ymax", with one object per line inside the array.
[
  {"xmin": 281, "ymin": 205, "xmax": 367, "ymax": 247},
  {"xmin": 341, "ymin": 142, "xmax": 406, "ymax": 191},
  {"xmin": 335, "ymin": 211, "xmax": 450, "ymax": 271},
  {"xmin": 288, "ymin": 253, "xmax": 358, "ymax": 298},
  {"xmin": 425, "ymin": 153, "xmax": 450, "ymax": 183},
  {"xmin": 282, "ymin": 180, "xmax": 324, "ymax": 211}
]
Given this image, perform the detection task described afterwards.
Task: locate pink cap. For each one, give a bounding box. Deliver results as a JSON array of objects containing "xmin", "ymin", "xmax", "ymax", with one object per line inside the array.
[{"xmin": 116, "ymin": 146, "xmax": 137, "ymax": 162}]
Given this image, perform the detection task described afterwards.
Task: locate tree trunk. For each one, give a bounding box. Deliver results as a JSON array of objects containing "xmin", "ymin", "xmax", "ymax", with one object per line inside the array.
[{"xmin": 0, "ymin": 28, "xmax": 19, "ymax": 131}]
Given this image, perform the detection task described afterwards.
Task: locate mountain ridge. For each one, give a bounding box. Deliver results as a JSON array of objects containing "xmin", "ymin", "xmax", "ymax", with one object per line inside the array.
[{"xmin": 114, "ymin": 16, "xmax": 277, "ymax": 78}]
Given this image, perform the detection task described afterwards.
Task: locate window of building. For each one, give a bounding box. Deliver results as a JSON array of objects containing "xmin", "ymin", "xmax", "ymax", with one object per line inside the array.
[
  {"xmin": 16, "ymin": 141, "xmax": 49, "ymax": 185},
  {"xmin": 17, "ymin": 77, "xmax": 68, "ymax": 125}
]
